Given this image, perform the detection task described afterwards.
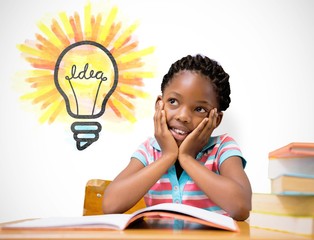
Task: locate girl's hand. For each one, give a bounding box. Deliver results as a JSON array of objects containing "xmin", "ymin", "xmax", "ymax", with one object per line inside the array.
[
  {"xmin": 154, "ymin": 100, "xmax": 178, "ymax": 160},
  {"xmin": 179, "ymin": 108, "xmax": 219, "ymax": 159}
]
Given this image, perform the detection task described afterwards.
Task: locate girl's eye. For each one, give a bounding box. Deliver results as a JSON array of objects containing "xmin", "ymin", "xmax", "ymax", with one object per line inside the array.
[
  {"xmin": 168, "ymin": 98, "xmax": 178, "ymax": 105},
  {"xmin": 195, "ymin": 107, "xmax": 207, "ymax": 113}
]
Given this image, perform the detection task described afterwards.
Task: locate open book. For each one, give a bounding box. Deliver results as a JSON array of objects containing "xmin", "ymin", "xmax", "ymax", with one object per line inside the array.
[{"xmin": 2, "ymin": 203, "xmax": 239, "ymax": 232}]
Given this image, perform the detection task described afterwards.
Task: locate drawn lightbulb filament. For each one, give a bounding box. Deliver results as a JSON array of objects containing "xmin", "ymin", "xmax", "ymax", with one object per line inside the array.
[{"xmin": 54, "ymin": 41, "xmax": 118, "ymax": 150}]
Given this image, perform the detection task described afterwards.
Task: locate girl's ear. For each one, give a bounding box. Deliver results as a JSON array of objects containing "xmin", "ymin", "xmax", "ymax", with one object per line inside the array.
[
  {"xmin": 216, "ymin": 112, "xmax": 223, "ymax": 128},
  {"xmin": 155, "ymin": 95, "xmax": 162, "ymax": 110}
]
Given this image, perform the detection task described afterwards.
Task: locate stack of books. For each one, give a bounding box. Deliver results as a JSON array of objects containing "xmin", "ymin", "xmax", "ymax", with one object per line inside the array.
[{"xmin": 250, "ymin": 142, "xmax": 314, "ymax": 236}]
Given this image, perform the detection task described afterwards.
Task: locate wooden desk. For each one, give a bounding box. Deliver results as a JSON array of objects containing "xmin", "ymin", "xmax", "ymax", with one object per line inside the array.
[{"xmin": 0, "ymin": 218, "xmax": 313, "ymax": 240}]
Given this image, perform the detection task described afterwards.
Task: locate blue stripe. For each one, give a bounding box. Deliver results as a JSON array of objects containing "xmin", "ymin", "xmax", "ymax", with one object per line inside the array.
[
  {"xmin": 148, "ymin": 190, "xmax": 172, "ymax": 195},
  {"xmin": 131, "ymin": 152, "xmax": 146, "ymax": 166},
  {"xmin": 219, "ymin": 149, "xmax": 246, "ymax": 168},
  {"xmin": 182, "ymin": 191, "xmax": 205, "ymax": 196},
  {"xmin": 204, "ymin": 206, "xmax": 223, "ymax": 212}
]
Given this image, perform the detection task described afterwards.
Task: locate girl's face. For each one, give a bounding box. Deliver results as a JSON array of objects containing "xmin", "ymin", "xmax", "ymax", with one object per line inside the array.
[{"xmin": 159, "ymin": 70, "xmax": 220, "ymax": 146}]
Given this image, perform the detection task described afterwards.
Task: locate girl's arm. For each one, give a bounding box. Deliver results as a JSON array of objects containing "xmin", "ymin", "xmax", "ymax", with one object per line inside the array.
[
  {"xmin": 178, "ymin": 109, "xmax": 252, "ymax": 220},
  {"xmin": 179, "ymin": 155, "xmax": 252, "ymax": 221},
  {"xmin": 103, "ymin": 100, "xmax": 178, "ymax": 214},
  {"xmin": 102, "ymin": 154, "xmax": 175, "ymax": 214}
]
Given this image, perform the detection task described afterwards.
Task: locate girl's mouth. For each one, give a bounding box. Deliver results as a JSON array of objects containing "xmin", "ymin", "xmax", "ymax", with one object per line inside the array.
[{"xmin": 170, "ymin": 127, "xmax": 189, "ymax": 142}]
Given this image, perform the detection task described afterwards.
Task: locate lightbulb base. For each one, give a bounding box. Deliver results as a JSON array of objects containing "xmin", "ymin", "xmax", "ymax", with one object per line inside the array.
[{"xmin": 71, "ymin": 121, "xmax": 102, "ymax": 150}]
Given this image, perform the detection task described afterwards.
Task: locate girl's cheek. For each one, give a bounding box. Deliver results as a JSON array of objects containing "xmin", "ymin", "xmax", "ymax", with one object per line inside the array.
[{"xmin": 164, "ymin": 109, "xmax": 173, "ymax": 123}]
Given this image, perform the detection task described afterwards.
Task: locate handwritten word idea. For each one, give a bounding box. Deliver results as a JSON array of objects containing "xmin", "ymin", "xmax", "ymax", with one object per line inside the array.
[{"xmin": 65, "ymin": 63, "xmax": 108, "ymax": 82}]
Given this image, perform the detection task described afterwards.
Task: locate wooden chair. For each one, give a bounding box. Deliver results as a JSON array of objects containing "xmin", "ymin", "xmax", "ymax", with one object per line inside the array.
[{"xmin": 83, "ymin": 179, "xmax": 146, "ymax": 216}]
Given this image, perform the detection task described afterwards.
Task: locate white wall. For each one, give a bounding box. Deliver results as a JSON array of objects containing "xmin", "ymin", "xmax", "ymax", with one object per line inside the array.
[{"xmin": 1, "ymin": 0, "xmax": 314, "ymax": 223}]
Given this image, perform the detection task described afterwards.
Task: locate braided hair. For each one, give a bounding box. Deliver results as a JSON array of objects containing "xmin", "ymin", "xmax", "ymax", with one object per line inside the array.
[{"xmin": 161, "ymin": 54, "xmax": 231, "ymax": 111}]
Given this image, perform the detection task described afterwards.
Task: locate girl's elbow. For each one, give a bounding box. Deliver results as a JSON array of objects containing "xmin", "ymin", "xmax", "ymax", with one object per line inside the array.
[
  {"xmin": 230, "ymin": 200, "xmax": 251, "ymax": 221},
  {"xmin": 232, "ymin": 207, "xmax": 250, "ymax": 221},
  {"xmin": 232, "ymin": 188, "xmax": 252, "ymax": 221}
]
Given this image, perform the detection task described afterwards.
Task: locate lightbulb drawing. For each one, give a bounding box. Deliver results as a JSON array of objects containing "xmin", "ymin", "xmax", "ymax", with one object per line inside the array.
[{"xmin": 54, "ymin": 40, "xmax": 118, "ymax": 150}]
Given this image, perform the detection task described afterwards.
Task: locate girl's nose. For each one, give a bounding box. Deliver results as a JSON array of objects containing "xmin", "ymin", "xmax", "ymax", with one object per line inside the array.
[{"xmin": 175, "ymin": 106, "xmax": 191, "ymax": 123}]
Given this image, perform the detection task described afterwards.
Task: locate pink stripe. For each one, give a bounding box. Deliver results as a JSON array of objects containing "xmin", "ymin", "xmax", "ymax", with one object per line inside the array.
[
  {"xmin": 137, "ymin": 149, "xmax": 149, "ymax": 165},
  {"xmin": 144, "ymin": 197, "xmax": 173, "ymax": 206},
  {"xmin": 150, "ymin": 182, "xmax": 173, "ymax": 191},
  {"xmin": 183, "ymin": 183, "xmax": 201, "ymax": 192},
  {"xmin": 182, "ymin": 199, "xmax": 216, "ymax": 209}
]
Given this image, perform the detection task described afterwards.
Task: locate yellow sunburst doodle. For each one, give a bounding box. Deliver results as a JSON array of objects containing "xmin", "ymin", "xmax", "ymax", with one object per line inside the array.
[{"xmin": 17, "ymin": 1, "xmax": 155, "ymax": 124}]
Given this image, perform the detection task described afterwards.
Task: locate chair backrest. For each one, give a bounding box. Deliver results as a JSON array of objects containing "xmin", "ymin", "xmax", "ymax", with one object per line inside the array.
[{"xmin": 83, "ymin": 179, "xmax": 146, "ymax": 215}]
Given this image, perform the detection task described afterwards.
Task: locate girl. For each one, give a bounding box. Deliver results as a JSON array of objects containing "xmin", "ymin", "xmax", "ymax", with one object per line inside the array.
[{"xmin": 103, "ymin": 54, "xmax": 252, "ymax": 221}]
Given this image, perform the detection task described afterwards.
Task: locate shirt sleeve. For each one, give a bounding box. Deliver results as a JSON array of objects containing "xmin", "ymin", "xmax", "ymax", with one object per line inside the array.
[
  {"xmin": 131, "ymin": 150, "xmax": 147, "ymax": 166},
  {"xmin": 131, "ymin": 138, "xmax": 152, "ymax": 167},
  {"xmin": 217, "ymin": 135, "xmax": 247, "ymax": 169}
]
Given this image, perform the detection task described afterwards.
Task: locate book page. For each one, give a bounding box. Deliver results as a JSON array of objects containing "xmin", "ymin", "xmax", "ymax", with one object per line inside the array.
[
  {"xmin": 131, "ymin": 203, "xmax": 238, "ymax": 231},
  {"xmin": 2, "ymin": 214, "xmax": 133, "ymax": 230}
]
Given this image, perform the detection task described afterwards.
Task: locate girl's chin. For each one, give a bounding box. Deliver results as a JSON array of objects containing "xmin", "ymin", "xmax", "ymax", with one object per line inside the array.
[{"xmin": 174, "ymin": 137, "xmax": 186, "ymax": 147}]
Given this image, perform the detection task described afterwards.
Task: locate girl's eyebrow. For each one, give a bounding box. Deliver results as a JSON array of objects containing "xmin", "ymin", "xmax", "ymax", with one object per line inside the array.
[
  {"xmin": 195, "ymin": 100, "xmax": 215, "ymax": 108},
  {"xmin": 166, "ymin": 92, "xmax": 216, "ymax": 108},
  {"xmin": 196, "ymin": 100, "xmax": 212, "ymax": 105},
  {"xmin": 166, "ymin": 91, "xmax": 181, "ymax": 96}
]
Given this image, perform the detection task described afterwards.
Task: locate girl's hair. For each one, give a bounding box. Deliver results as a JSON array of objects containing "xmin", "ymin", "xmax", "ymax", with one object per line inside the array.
[{"xmin": 161, "ymin": 54, "xmax": 231, "ymax": 111}]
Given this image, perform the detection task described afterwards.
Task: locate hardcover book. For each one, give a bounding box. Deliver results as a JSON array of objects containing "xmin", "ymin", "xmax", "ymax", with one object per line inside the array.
[
  {"xmin": 252, "ymin": 193, "xmax": 314, "ymax": 216},
  {"xmin": 269, "ymin": 142, "xmax": 314, "ymax": 159},
  {"xmin": 271, "ymin": 174, "xmax": 314, "ymax": 195},
  {"xmin": 250, "ymin": 212, "xmax": 314, "ymax": 236},
  {"xmin": 268, "ymin": 142, "xmax": 314, "ymax": 179}
]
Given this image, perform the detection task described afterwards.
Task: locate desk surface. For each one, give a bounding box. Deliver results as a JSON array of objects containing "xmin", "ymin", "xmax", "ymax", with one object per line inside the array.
[{"xmin": 0, "ymin": 218, "xmax": 313, "ymax": 240}]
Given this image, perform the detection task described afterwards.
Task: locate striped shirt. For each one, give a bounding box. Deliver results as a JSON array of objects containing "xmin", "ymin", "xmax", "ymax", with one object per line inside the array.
[{"xmin": 131, "ymin": 133, "xmax": 246, "ymax": 215}]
